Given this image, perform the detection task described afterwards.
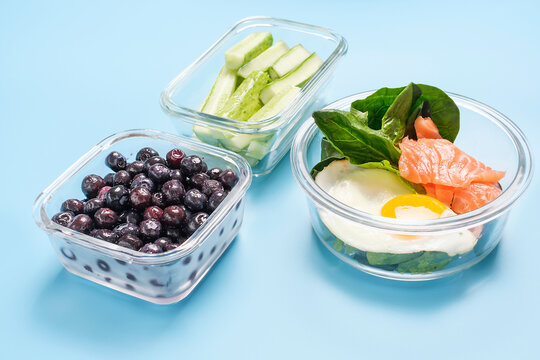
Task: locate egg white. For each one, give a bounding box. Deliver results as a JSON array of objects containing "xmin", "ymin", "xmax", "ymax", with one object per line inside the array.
[{"xmin": 315, "ymin": 159, "xmax": 478, "ymax": 256}]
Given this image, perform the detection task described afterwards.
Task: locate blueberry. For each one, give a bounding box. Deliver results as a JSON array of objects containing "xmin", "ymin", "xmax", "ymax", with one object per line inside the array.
[
  {"xmin": 94, "ymin": 208, "xmax": 118, "ymax": 229},
  {"xmin": 139, "ymin": 243, "xmax": 163, "ymax": 254},
  {"xmin": 152, "ymin": 192, "xmax": 166, "ymax": 208},
  {"xmin": 154, "ymin": 237, "xmax": 171, "ymax": 249},
  {"xmin": 166, "ymin": 149, "xmax": 185, "ymax": 169},
  {"xmin": 81, "ymin": 174, "xmax": 105, "ymax": 198},
  {"xmin": 125, "ymin": 161, "xmax": 144, "ymax": 177},
  {"xmin": 105, "ymin": 185, "xmax": 130, "ymax": 211},
  {"xmin": 143, "ymin": 156, "xmax": 167, "ymax": 173},
  {"xmin": 136, "ymin": 147, "xmax": 159, "ymax": 162},
  {"xmin": 190, "ymin": 172, "xmax": 210, "ymax": 189},
  {"xmin": 69, "ymin": 214, "xmax": 93, "ymax": 234},
  {"xmin": 129, "ymin": 186, "xmax": 152, "ymax": 210},
  {"xmin": 113, "ymin": 222, "xmax": 139, "ymax": 237},
  {"xmin": 148, "ymin": 163, "xmax": 170, "ymax": 183},
  {"xmin": 90, "ymin": 228, "xmax": 118, "ymax": 243},
  {"xmin": 117, "ymin": 234, "xmax": 143, "ymax": 250},
  {"xmin": 164, "ymin": 226, "xmax": 182, "ymax": 241},
  {"xmin": 201, "ymin": 179, "xmax": 224, "ymax": 197},
  {"xmin": 169, "ymin": 169, "xmax": 183, "ymax": 181},
  {"xmin": 61, "ymin": 199, "xmax": 84, "ymax": 214},
  {"xmin": 104, "ymin": 173, "xmax": 115, "ymax": 186},
  {"xmin": 218, "ymin": 169, "xmax": 238, "ymax": 189},
  {"xmin": 105, "ymin": 151, "xmax": 127, "ymax": 172},
  {"xmin": 165, "ymin": 243, "xmax": 180, "ymax": 251},
  {"xmin": 97, "ymin": 186, "xmax": 111, "ymax": 201},
  {"xmin": 83, "ymin": 198, "xmax": 104, "ymax": 215},
  {"xmin": 184, "ymin": 212, "xmax": 208, "ymax": 236},
  {"xmin": 162, "ymin": 205, "xmax": 186, "ymax": 227},
  {"xmin": 143, "ymin": 206, "xmax": 163, "ymax": 220},
  {"xmin": 207, "ymin": 168, "xmax": 222, "ymax": 180},
  {"xmin": 139, "ymin": 218, "xmax": 161, "ymax": 240},
  {"xmin": 113, "ymin": 170, "xmax": 131, "ymax": 186},
  {"xmin": 130, "ymin": 175, "xmax": 155, "ymax": 192},
  {"xmin": 184, "ymin": 189, "xmax": 207, "ymax": 212},
  {"xmin": 118, "ymin": 209, "xmax": 140, "ymax": 224},
  {"xmin": 161, "ymin": 180, "xmax": 185, "ymax": 205},
  {"xmin": 207, "ymin": 190, "xmax": 227, "ymax": 212},
  {"xmin": 180, "ymin": 155, "xmax": 204, "ymax": 176},
  {"xmin": 52, "ymin": 211, "xmax": 75, "ymax": 227}
]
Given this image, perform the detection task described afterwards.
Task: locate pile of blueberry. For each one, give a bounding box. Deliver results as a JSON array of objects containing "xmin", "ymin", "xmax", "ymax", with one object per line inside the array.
[{"xmin": 51, "ymin": 147, "xmax": 238, "ymax": 254}]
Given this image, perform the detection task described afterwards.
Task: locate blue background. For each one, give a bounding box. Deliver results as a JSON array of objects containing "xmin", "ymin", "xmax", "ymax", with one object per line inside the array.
[{"xmin": 1, "ymin": 0, "xmax": 539, "ymax": 358}]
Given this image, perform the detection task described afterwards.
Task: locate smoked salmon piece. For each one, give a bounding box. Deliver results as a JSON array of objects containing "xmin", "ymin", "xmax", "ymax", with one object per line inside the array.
[
  {"xmin": 414, "ymin": 116, "xmax": 442, "ymax": 139},
  {"xmin": 423, "ymin": 182, "xmax": 502, "ymax": 214},
  {"xmin": 399, "ymin": 137, "xmax": 505, "ymax": 187}
]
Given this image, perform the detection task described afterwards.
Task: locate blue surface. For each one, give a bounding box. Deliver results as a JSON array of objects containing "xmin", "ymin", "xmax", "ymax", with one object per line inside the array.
[{"xmin": 1, "ymin": 0, "xmax": 539, "ymax": 358}]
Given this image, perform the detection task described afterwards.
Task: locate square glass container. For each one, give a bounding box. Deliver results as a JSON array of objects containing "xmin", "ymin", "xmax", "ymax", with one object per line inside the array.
[
  {"xmin": 160, "ymin": 16, "xmax": 347, "ymax": 176},
  {"xmin": 33, "ymin": 129, "xmax": 252, "ymax": 304}
]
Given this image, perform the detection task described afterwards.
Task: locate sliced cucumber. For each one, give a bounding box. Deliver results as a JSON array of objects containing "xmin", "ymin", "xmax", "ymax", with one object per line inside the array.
[
  {"xmin": 200, "ymin": 66, "xmax": 237, "ymax": 115},
  {"xmin": 193, "ymin": 125, "xmax": 229, "ymax": 146},
  {"xmin": 225, "ymin": 32, "xmax": 273, "ymax": 70},
  {"xmin": 248, "ymin": 86, "xmax": 300, "ymax": 122},
  {"xmin": 217, "ymin": 70, "xmax": 269, "ymax": 121},
  {"xmin": 260, "ymin": 53, "xmax": 323, "ymax": 104},
  {"xmin": 220, "ymin": 133, "xmax": 271, "ymax": 152},
  {"xmin": 246, "ymin": 140, "xmax": 271, "ymax": 160},
  {"xmin": 268, "ymin": 44, "xmax": 310, "ymax": 80},
  {"xmin": 237, "ymin": 40, "xmax": 289, "ymax": 79}
]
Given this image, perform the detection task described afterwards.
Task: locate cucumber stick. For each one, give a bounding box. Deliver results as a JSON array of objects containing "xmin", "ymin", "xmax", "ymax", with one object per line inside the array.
[
  {"xmin": 217, "ymin": 70, "xmax": 270, "ymax": 121},
  {"xmin": 200, "ymin": 66, "xmax": 237, "ymax": 115},
  {"xmin": 225, "ymin": 32, "xmax": 273, "ymax": 70},
  {"xmin": 248, "ymin": 86, "xmax": 300, "ymax": 122},
  {"xmin": 237, "ymin": 40, "xmax": 289, "ymax": 79},
  {"xmin": 260, "ymin": 53, "xmax": 323, "ymax": 104},
  {"xmin": 268, "ymin": 44, "xmax": 310, "ymax": 80}
]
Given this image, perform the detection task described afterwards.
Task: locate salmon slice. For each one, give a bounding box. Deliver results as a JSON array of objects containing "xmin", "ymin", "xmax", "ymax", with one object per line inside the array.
[
  {"xmin": 399, "ymin": 137, "xmax": 505, "ymax": 187},
  {"xmin": 423, "ymin": 182, "xmax": 502, "ymax": 214},
  {"xmin": 451, "ymin": 182, "xmax": 502, "ymax": 214},
  {"xmin": 414, "ymin": 116, "xmax": 442, "ymax": 139}
]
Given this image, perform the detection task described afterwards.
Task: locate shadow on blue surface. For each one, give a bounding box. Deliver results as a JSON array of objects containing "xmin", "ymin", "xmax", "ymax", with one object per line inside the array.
[
  {"xmin": 30, "ymin": 237, "xmax": 239, "ymax": 342},
  {"xmin": 309, "ymin": 230, "xmax": 501, "ymax": 312}
]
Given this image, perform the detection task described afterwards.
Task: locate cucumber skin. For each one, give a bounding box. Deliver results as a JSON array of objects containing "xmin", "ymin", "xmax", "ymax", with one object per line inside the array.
[
  {"xmin": 248, "ymin": 86, "xmax": 300, "ymax": 122},
  {"xmin": 217, "ymin": 71, "xmax": 270, "ymax": 121},
  {"xmin": 269, "ymin": 44, "xmax": 311, "ymax": 80},
  {"xmin": 260, "ymin": 53, "xmax": 323, "ymax": 104},
  {"xmin": 225, "ymin": 32, "xmax": 273, "ymax": 70},
  {"xmin": 237, "ymin": 40, "xmax": 289, "ymax": 79},
  {"xmin": 200, "ymin": 66, "xmax": 237, "ymax": 115}
]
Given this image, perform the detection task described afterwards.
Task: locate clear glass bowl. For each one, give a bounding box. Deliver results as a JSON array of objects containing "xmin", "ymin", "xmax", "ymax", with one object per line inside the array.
[
  {"xmin": 160, "ymin": 16, "xmax": 347, "ymax": 176},
  {"xmin": 291, "ymin": 91, "xmax": 533, "ymax": 280},
  {"xmin": 33, "ymin": 129, "xmax": 252, "ymax": 304}
]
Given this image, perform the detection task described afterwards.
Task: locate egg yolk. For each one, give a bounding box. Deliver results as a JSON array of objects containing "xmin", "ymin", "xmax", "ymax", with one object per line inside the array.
[{"xmin": 381, "ymin": 194, "xmax": 449, "ymax": 219}]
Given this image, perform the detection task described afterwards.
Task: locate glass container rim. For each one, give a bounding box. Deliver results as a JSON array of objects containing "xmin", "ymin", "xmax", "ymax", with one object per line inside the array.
[
  {"xmin": 160, "ymin": 16, "xmax": 348, "ymax": 133},
  {"xmin": 291, "ymin": 91, "xmax": 534, "ymax": 233},
  {"xmin": 33, "ymin": 129, "xmax": 252, "ymax": 264}
]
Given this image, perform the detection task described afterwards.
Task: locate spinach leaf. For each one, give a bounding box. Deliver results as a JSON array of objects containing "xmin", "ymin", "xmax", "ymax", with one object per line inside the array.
[
  {"xmin": 416, "ymin": 84, "xmax": 460, "ymax": 142},
  {"xmin": 396, "ymin": 251, "xmax": 452, "ymax": 273},
  {"xmin": 350, "ymin": 86, "xmax": 405, "ymax": 129},
  {"xmin": 381, "ymin": 83, "xmax": 421, "ymax": 143},
  {"xmin": 312, "ymin": 109, "xmax": 401, "ymax": 166},
  {"xmin": 310, "ymin": 156, "xmax": 343, "ymax": 179},
  {"xmin": 404, "ymin": 100, "xmax": 429, "ymax": 139},
  {"xmin": 321, "ymin": 137, "xmax": 343, "ymax": 160}
]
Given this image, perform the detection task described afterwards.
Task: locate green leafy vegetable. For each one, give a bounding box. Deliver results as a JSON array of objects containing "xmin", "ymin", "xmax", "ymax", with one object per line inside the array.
[
  {"xmin": 350, "ymin": 87, "xmax": 405, "ymax": 129},
  {"xmin": 396, "ymin": 251, "xmax": 452, "ymax": 273},
  {"xmin": 321, "ymin": 137, "xmax": 343, "ymax": 160},
  {"xmin": 366, "ymin": 251, "xmax": 423, "ymax": 266},
  {"xmin": 310, "ymin": 156, "xmax": 343, "ymax": 179},
  {"xmin": 380, "ymin": 83, "xmax": 421, "ymax": 143},
  {"xmin": 415, "ymin": 84, "xmax": 460, "ymax": 142},
  {"xmin": 312, "ymin": 109, "xmax": 401, "ymax": 165}
]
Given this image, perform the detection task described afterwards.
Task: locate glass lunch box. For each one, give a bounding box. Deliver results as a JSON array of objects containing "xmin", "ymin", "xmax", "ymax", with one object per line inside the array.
[
  {"xmin": 160, "ymin": 16, "xmax": 347, "ymax": 176},
  {"xmin": 33, "ymin": 129, "xmax": 252, "ymax": 303}
]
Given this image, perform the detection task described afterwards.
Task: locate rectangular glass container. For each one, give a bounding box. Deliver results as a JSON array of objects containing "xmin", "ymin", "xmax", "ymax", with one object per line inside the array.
[
  {"xmin": 33, "ymin": 129, "xmax": 252, "ymax": 304},
  {"xmin": 160, "ymin": 16, "xmax": 347, "ymax": 176}
]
